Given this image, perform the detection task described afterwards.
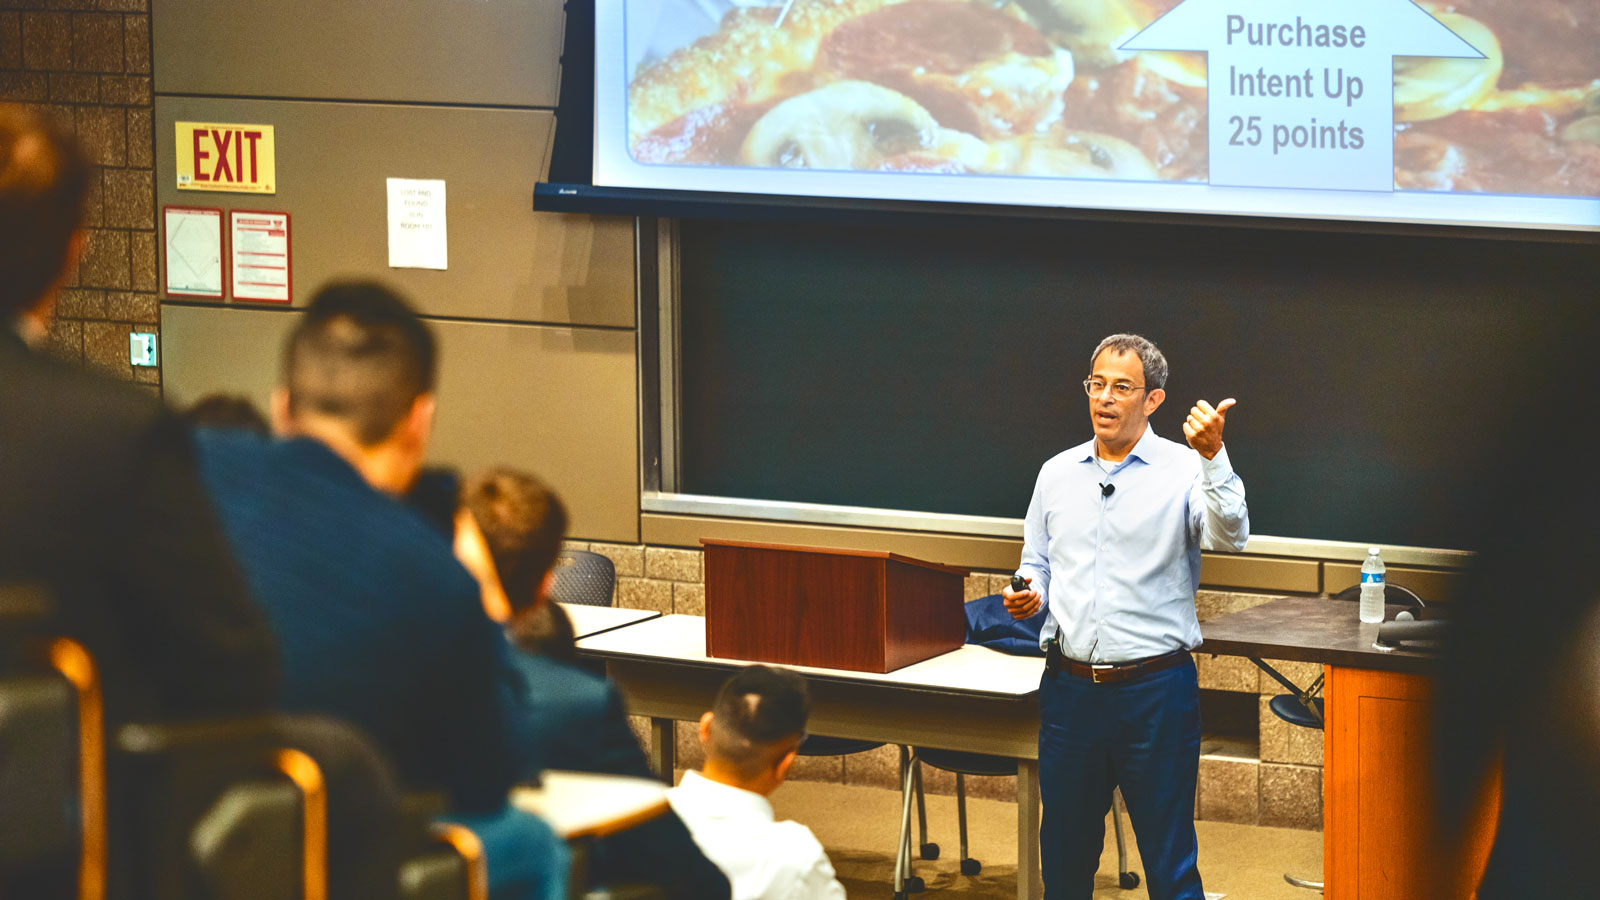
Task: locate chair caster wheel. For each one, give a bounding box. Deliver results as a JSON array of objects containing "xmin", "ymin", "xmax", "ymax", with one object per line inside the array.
[
  {"xmin": 920, "ymin": 842, "xmax": 940, "ymax": 860},
  {"xmin": 960, "ymin": 858, "xmax": 982, "ymax": 876},
  {"xmin": 905, "ymin": 875, "xmax": 925, "ymax": 893},
  {"xmin": 1119, "ymin": 871, "xmax": 1140, "ymax": 889}
]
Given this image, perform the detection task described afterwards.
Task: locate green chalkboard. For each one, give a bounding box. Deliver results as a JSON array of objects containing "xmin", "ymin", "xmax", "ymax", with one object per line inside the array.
[{"xmin": 679, "ymin": 216, "xmax": 1598, "ymax": 551}]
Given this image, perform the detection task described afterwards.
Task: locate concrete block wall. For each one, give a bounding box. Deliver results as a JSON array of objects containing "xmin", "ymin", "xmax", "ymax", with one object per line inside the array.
[
  {"xmin": 1, "ymin": 0, "xmax": 158, "ymax": 389},
  {"xmin": 594, "ymin": 540, "xmax": 1325, "ymax": 829}
]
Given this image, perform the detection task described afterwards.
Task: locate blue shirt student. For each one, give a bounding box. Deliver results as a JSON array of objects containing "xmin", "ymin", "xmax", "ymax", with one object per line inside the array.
[{"xmin": 1018, "ymin": 425, "xmax": 1249, "ymax": 663}]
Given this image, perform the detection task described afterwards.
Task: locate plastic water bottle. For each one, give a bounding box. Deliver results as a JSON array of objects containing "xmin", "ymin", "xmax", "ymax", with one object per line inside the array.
[{"xmin": 1359, "ymin": 547, "xmax": 1386, "ymax": 624}]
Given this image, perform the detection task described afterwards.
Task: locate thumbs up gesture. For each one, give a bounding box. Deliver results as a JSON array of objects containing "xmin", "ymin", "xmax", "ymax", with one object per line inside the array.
[{"xmin": 1183, "ymin": 398, "xmax": 1236, "ymax": 460}]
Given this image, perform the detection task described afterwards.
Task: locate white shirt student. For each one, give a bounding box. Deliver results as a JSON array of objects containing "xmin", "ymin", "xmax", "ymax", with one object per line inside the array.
[
  {"xmin": 669, "ymin": 770, "xmax": 846, "ymax": 900},
  {"xmin": 666, "ymin": 664, "xmax": 848, "ymax": 900}
]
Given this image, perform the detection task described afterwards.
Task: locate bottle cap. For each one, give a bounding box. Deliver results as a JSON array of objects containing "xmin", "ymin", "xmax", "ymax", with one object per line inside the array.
[{"xmin": 1368, "ymin": 546, "xmax": 1381, "ymax": 556}]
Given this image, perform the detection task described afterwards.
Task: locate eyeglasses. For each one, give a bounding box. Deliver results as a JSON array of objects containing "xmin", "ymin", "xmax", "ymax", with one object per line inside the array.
[{"xmin": 1083, "ymin": 379, "xmax": 1150, "ymax": 399}]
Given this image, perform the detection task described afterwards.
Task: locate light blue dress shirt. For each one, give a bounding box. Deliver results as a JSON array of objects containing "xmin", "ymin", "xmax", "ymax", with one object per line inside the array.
[{"xmin": 1017, "ymin": 425, "xmax": 1249, "ymax": 664}]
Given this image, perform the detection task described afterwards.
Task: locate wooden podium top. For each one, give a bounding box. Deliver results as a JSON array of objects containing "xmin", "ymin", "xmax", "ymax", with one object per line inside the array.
[{"xmin": 700, "ymin": 538, "xmax": 969, "ymax": 577}]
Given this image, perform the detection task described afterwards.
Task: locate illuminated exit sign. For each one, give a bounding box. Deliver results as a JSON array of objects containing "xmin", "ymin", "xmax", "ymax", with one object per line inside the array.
[{"xmin": 175, "ymin": 122, "xmax": 276, "ymax": 194}]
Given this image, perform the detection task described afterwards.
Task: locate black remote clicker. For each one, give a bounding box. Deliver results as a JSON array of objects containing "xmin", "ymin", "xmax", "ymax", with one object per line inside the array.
[{"xmin": 1010, "ymin": 574, "xmax": 1028, "ymax": 594}]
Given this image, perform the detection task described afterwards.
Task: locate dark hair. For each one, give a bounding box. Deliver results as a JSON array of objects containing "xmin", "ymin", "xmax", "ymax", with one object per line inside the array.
[
  {"xmin": 707, "ymin": 665, "xmax": 810, "ymax": 779},
  {"xmin": 507, "ymin": 601, "xmax": 578, "ymax": 664},
  {"xmin": 282, "ymin": 281, "xmax": 436, "ymax": 446},
  {"xmin": 0, "ymin": 104, "xmax": 91, "ymax": 320},
  {"xmin": 182, "ymin": 394, "xmax": 270, "ymax": 436},
  {"xmin": 464, "ymin": 468, "xmax": 568, "ymax": 615}
]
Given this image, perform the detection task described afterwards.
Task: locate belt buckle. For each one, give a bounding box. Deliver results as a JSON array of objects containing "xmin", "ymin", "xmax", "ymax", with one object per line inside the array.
[{"xmin": 1091, "ymin": 664, "xmax": 1114, "ymax": 684}]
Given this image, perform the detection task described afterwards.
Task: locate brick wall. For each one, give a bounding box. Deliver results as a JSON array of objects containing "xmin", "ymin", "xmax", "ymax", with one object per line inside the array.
[
  {"xmin": 583, "ymin": 540, "xmax": 1326, "ymax": 829},
  {"xmin": 2, "ymin": 0, "xmax": 157, "ymax": 389}
]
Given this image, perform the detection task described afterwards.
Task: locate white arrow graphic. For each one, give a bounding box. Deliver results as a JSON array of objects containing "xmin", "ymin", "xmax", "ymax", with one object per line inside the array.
[{"xmin": 1120, "ymin": 0, "xmax": 1484, "ymax": 192}]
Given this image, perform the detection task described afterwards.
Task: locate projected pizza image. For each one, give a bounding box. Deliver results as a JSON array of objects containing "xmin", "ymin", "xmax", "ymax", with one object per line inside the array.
[{"xmin": 624, "ymin": 0, "xmax": 1600, "ymax": 197}]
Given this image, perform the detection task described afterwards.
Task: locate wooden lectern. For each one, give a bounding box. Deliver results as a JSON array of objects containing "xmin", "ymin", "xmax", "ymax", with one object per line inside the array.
[{"xmin": 701, "ymin": 539, "xmax": 968, "ymax": 674}]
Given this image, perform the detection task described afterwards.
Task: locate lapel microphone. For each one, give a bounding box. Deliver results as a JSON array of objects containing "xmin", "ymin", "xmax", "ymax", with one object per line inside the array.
[{"xmin": 1100, "ymin": 483, "xmax": 1115, "ymax": 498}]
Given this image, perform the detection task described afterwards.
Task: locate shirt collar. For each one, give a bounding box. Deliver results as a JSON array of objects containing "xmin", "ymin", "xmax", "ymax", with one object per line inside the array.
[
  {"xmin": 677, "ymin": 770, "xmax": 775, "ymax": 822},
  {"xmin": 1077, "ymin": 423, "xmax": 1162, "ymax": 468}
]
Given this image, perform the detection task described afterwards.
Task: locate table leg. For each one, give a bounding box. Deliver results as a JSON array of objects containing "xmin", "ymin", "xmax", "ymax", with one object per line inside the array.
[
  {"xmin": 1017, "ymin": 758, "xmax": 1041, "ymax": 900},
  {"xmin": 650, "ymin": 716, "xmax": 676, "ymax": 783}
]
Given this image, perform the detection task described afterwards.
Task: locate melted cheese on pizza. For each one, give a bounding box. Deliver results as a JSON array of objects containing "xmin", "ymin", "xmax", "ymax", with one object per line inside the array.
[{"xmin": 626, "ymin": 0, "xmax": 1600, "ymax": 197}]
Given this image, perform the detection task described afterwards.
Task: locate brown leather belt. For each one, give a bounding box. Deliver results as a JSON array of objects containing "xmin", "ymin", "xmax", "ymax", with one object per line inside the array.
[{"xmin": 1052, "ymin": 649, "xmax": 1190, "ymax": 684}]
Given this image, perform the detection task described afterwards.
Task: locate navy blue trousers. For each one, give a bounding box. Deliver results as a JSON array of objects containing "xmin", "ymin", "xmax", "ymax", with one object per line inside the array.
[{"xmin": 1037, "ymin": 656, "xmax": 1204, "ymax": 900}]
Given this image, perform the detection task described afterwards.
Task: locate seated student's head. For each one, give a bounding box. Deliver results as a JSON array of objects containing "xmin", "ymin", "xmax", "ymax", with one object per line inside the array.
[
  {"xmin": 0, "ymin": 103, "xmax": 90, "ymax": 343},
  {"xmin": 183, "ymin": 394, "xmax": 270, "ymax": 435},
  {"xmin": 272, "ymin": 281, "xmax": 436, "ymax": 495},
  {"xmin": 463, "ymin": 468, "xmax": 569, "ymax": 617},
  {"xmin": 698, "ymin": 665, "xmax": 811, "ymax": 796}
]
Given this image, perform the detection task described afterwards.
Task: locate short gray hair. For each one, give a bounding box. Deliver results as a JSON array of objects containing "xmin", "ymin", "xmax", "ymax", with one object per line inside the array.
[{"xmin": 1090, "ymin": 334, "xmax": 1168, "ymax": 390}]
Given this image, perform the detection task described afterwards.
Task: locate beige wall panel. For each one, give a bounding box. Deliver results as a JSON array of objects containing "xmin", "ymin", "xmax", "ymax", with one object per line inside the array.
[
  {"xmin": 155, "ymin": 97, "xmax": 635, "ymax": 328},
  {"xmin": 162, "ymin": 305, "xmax": 640, "ymax": 543},
  {"xmin": 427, "ymin": 319, "xmax": 639, "ymax": 543},
  {"xmin": 1322, "ymin": 563, "xmax": 1459, "ymax": 605},
  {"xmin": 1200, "ymin": 554, "xmax": 1319, "ymax": 595},
  {"xmin": 153, "ymin": 0, "xmax": 563, "ymax": 107},
  {"xmin": 161, "ymin": 304, "xmax": 294, "ymax": 410}
]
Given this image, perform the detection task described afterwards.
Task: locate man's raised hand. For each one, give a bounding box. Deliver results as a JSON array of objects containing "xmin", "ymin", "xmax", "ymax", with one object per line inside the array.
[{"xmin": 1183, "ymin": 398, "xmax": 1236, "ymax": 460}]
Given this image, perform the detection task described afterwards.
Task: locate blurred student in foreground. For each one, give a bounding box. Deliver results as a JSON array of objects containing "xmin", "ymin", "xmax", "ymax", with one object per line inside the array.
[
  {"xmin": 0, "ymin": 102, "xmax": 278, "ymax": 727},
  {"xmin": 463, "ymin": 467, "xmax": 731, "ymax": 899},
  {"xmin": 0, "ymin": 93, "xmax": 284, "ymax": 900},
  {"xmin": 194, "ymin": 282, "xmax": 566, "ymax": 900},
  {"xmin": 669, "ymin": 665, "xmax": 847, "ymax": 900}
]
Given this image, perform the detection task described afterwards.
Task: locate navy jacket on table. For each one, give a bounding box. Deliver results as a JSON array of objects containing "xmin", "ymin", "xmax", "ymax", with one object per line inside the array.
[
  {"xmin": 195, "ymin": 431, "xmax": 521, "ymax": 813},
  {"xmin": 0, "ymin": 327, "xmax": 277, "ymax": 723}
]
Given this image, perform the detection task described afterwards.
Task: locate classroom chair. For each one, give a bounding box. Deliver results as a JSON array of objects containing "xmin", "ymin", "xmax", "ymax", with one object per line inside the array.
[
  {"xmin": 404, "ymin": 822, "xmax": 488, "ymax": 900},
  {"xmin": 2, "ymin": 583, "xmax": 483, "ymax": 900},
  {"xmin": 550, "ymin": 550, "xmax": 618, "ymax": 607},
  {"xmin": 0, "ymin": 583, "xmax": 103, "ymax": 900}
]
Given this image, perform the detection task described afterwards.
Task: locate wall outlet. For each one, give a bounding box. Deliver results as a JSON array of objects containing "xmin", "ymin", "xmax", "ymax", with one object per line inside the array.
[{"xmin": 130, "ymin": 332, "xmax": 158, "ymax": 367}]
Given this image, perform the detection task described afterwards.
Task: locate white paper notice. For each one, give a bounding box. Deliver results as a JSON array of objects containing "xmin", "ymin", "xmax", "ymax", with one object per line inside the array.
[
  {"xmin": 386, "ymin": 178, "xmax": 448, "ymax": 270},
  {"xmin": 163, "ymin": 207, "xmax": 223, "ymax": 298},
  {"xmin": 230, "ymin": 210, "xmax": 291, "ymax": 303}
]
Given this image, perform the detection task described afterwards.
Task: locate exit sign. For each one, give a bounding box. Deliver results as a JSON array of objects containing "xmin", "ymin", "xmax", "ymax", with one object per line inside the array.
[{"xmin": 175, "ymin": 122, "xmax": 276, "ymax": 194}]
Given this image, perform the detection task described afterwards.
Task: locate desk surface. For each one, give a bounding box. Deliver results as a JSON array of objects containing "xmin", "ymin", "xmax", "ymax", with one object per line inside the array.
[
  {"xmin": 510, "ymin": 770, "xmax": 670, "ymax": 839},
  {"xmin": 557, "ymin": 603, "xmax": 661, "ymax": 640},
  {"xmin": 1198, "ymin": 596, "xmax": 1439, "ymax": 674},
  {"xmin": 577, "ymin": 614, "xmax": 1045, "ymax": 699}
]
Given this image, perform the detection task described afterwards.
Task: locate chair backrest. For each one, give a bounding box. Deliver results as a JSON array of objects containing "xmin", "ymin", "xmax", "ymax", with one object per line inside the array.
[
  {"xmin": 189, "ymin": 779, "xmax": 306, "ymax": 900},
  {"xmin": 402, "ymin": 823, "xmax": 486, "ymax": 900},
  {"xmin": 0, "ymin": 672, "xmax": 79, "ymax": 875},
  {"xmin": 548, "ymin": 550, "xmax": 617, "ymax": 608},
  {"xmin": 1332, "ymin": 583, "xmax": 1425, "ymax": 608},
  {"xmin": 114, "ymin": 721, "xmax": 327, "ymax": 900},
  {"xmin": 0, "ymin": 583, "xmax": 105, "ymax": 900}
]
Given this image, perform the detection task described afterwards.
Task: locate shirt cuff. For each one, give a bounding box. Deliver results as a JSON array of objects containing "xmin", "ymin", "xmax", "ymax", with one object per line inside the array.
[{"xmin": 1200, "ymin": 444, "xmax": 1234, "ymax": 484}]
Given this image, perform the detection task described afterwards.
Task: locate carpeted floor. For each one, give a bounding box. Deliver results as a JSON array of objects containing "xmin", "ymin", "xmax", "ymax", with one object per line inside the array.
[{"xmin": 768, "ymin": 779, "xmax": 1322, "ymax": 899}]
